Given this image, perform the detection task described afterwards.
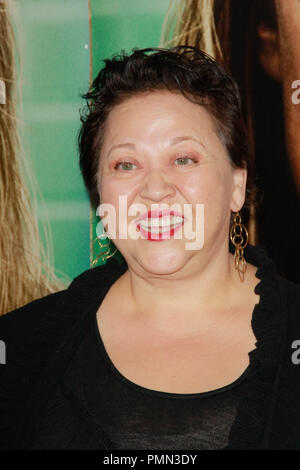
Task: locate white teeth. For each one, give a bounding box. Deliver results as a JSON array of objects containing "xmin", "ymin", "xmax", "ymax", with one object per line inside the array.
[
  {"xmin": 138, "ymin": 215, "xmax": 183, "ymax": 233},
  {"xmin": 140, "ymin": 224, "xmax": 183, "ymax": 234},
  {"xmin": 139, "ymin": 215, "xmax": 183, "ymax": 229}
]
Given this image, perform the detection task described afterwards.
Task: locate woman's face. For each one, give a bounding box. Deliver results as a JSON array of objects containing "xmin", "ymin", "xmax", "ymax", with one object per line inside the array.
[{"xmin": 97, "ymin": 90, "xmax": 246, "ymax": 275}]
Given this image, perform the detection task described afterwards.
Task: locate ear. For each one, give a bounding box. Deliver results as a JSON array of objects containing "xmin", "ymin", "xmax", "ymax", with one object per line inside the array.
[
  {"xmin": 257, "ymin": 23, "xmax": 281, "ymax": 82},
  {"xmin": 230, "ymin": 167, "xmax": 247, "ymax": 212}
]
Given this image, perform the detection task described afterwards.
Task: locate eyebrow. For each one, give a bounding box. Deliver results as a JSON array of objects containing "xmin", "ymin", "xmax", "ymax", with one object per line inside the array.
[
  {"xmin": 105, "ymin": 135, "xmax": 207, "ymax": 160},
  {"xmin": 106, "ymin": 143, "xmax": 136, "ymax": 160},
  {"xmin": 170, "ymin": 136, "xmax": 207, "ymax": 151}
]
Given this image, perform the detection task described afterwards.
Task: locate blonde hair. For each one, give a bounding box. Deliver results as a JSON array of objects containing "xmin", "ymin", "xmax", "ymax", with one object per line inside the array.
[
  {"xmin": 0, "ymin": 0, "xmax": 64, "ymax": 315},
  {"xmin": 160, "ymin": 0, "xmax": 230, "ymax": 64},
  {"xmin": 161, "ymin": 0, "xmax": 257, "ymax": 244}
]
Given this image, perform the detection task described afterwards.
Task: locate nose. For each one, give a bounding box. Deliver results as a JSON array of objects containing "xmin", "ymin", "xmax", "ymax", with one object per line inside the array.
[{"xmin": 139, "ymin": 169, "xmax": 176, "ymax": 202}]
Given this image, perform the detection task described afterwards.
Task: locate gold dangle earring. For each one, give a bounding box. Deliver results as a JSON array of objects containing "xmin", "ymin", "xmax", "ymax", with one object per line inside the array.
[
  {"xmin": 230, "ymin": 211, "xmax": 248, "ymax": 282},
  {"xmin": 92, "ymin": 229, "xmax": 117, "ymax": 267}
]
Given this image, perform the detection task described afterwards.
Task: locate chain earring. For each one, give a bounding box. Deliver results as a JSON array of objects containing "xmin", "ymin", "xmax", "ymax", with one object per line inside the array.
[
  {"xmin": 230, "ymin": 211, "xmax": 248, "ymax": 282},
  {"xmin": 92, "ymin": 230, "xmax": 117, "ymax": 267}
]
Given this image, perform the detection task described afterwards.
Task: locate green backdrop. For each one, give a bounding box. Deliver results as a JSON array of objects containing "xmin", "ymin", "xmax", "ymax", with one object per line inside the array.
[{"xmin": 13, "ymin": 0, "xmax": 169, "ymax": 280}]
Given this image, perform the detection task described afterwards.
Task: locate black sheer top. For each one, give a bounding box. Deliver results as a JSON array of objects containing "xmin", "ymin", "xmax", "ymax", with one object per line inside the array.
[
  {"xmin": 1, "ymin": 244, "xmax": 291, "ymax": 450},
  {"xmin": 31, "ymin": 314, "xmax": 254, "ymax": 450}
]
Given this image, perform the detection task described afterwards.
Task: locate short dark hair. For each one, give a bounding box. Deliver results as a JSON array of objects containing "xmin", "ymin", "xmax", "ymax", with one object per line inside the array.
[{"xmin": 78, "ymin": 46, "xmax": 256, "ymax": 209}]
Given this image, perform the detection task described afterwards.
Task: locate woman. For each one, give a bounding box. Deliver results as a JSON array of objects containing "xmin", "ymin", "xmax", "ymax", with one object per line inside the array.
[
  {"xmin": 0, "ymin": 0, "xmax": 62, "ymax": 316},
  {"xmin": 162, "ymin": 0, "xmax": 300, "ymax": 284},
  {"xmin": 1, "ymin": 46, "xmax": 300, "ymax": 450}
]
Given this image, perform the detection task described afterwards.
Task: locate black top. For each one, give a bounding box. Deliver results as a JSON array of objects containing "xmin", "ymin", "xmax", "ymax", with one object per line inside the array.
[
  {"xmin": 1, "ymin": 243, "xmax": 300, "ymax": 450},
  {"xmin": 31, "ymin": 315, "xmax": 253, "ymax": 450}
]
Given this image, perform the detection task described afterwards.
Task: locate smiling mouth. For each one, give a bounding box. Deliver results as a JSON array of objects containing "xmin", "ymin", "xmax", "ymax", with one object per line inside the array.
[{"xmin": 136, "ymin": 213, "xmax": 184, "ymax": 241}]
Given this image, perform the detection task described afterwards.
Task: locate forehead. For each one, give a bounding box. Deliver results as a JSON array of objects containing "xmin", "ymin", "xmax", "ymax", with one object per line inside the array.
[{"xmin": 102, "ymin": 90, "xmax": 220, "ymax": 148}]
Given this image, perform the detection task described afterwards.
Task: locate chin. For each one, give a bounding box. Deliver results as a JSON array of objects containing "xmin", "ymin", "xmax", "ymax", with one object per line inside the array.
[{"xmin": 137, "ymin": 248, "xmax": 188, "ymax": 276}]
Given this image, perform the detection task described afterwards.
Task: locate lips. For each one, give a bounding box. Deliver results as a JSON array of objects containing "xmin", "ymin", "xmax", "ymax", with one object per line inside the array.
[{"xmin": 136, "ymin": 210, "xmax": 184, "ymax": 241}]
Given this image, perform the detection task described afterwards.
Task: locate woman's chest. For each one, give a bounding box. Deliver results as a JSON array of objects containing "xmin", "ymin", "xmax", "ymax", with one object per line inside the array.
[{"xmin": 96, "ymin": 303, "xmax": 256, "ymax": 394}]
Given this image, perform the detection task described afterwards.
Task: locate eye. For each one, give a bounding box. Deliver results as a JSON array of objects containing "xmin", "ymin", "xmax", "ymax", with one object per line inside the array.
[
  {"xmin": 114, "ymin": 161, "xmax": 137, "ymax": 171},
  {"xmin": 174, "ymin": 156, "xmax": 197, "ymax": 166}
]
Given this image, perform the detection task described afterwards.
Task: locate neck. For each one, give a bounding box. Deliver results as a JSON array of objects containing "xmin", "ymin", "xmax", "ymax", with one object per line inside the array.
[{"xmin": 118, "ymin": 242, "xmax": 248, "ymax": 336}]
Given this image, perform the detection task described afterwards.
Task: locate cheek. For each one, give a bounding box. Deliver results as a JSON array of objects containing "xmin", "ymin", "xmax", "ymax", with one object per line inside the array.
[
  {"xmin": 98, "ymin": 175, "xmax": 137, "ymax": 206},
  {"xmin": 182, "ymin": 166, "xmax": 232, "ymax": 204},
  {"xmin": 98, "ymin": 176, "xmax": 140, "ymax": 238}
]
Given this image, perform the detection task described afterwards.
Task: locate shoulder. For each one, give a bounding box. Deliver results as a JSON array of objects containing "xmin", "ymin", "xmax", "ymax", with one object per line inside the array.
[
  {"xmin": 0, "ymin": 257, "xmax": 126, "ymax": 341},
  {"xmin": 279, "ymin": 276, "xmax": 300, "ymax": 300},
  {"xmin": 0, "ymin": 257, "xmax": 127, "ymax": 380},
  {"xmin": 0, "ymin": 266, "xmax": 93, "ymax": 377},
  {"xmin": 0, "ymin": 268, "xmax": 94, "ymax": 362},
  {"xmin": 0, "ymin": 260, "xmax": 127, "ymax": 449},
  {"xmin": 246, "ymin": 244, "xmax": 300, "ymax": 324},
  {"xmin": 0, "ymin": 288, "xmax": 71, "ymax": 394},
  {"xmin": 277, "ymin": 276, "xmax": 300, "ymax": 334},
  {"xmin": 0, "ymin": 289, "xmax": 70, "ymax": 449},
  {"xmin": 0, "ymin": 290, "xmax": 67, "ymax": 344}
]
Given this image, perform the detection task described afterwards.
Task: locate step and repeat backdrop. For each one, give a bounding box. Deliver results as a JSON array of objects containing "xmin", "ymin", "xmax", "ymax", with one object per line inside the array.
[{"xmin": 1, "ymin": 0, "xmax": 299, "ymax": 314}]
